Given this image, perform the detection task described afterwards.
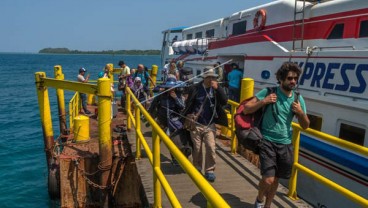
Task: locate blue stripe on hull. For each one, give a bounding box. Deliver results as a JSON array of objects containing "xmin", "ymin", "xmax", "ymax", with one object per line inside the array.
[{"xmin": 300, "ymin": 134, "xmax": 368, "ymax": 177}]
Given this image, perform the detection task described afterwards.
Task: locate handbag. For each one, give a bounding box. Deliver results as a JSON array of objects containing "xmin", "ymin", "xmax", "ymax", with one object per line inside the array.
[{"xmin": 183, "ymin": 114, "xmax": 198, "ymax": 131}]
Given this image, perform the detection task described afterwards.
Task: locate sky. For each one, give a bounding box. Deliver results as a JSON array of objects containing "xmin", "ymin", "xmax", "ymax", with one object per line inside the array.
[{"xmin": 1, "ymin": 0, "xmax": 274, "ymax": 53}]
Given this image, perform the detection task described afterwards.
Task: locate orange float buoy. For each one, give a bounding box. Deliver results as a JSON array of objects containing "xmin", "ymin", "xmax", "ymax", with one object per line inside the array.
[{"xmin": 253, "ymin": 9, "xmax": 267, "ymax": 31}]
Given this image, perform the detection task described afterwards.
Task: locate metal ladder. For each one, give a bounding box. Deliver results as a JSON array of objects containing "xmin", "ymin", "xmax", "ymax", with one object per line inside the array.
[{"xmin": 292, "ymin": 0, "xmax": 307, "ymax": 51}]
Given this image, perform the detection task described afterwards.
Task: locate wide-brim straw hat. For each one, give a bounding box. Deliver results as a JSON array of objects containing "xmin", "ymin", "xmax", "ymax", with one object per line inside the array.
[{"xmin": 202, "ymin": 66, "xmax": 219, "ymax": 78}]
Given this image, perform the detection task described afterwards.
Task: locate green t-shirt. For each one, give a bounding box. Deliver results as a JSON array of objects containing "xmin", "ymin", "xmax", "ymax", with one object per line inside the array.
[{"xmin": 255, "ymin": 87, "xmax": 307, "ymax": 144}]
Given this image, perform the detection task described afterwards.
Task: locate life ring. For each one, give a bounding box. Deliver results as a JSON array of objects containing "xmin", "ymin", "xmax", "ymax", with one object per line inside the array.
[{"xmin": 253, "ymin": 9, "xmax": 267, "ymax": 31}]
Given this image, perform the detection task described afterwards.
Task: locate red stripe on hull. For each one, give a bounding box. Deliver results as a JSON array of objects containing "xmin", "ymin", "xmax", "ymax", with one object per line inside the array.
[{"xmin": 209, "ymin": 8, "xmax": 368, "ymax": 50}]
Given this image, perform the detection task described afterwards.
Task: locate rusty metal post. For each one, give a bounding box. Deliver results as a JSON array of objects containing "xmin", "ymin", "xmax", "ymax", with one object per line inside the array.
[
  {"xmin": 97, "ymin": 77, "xmax": 112, "ymax": 207},
  {"xmin": 35, "ymin": 72, "xmax": 55, "ymax": 168},
  {"xmin": 54, "ymin": 65, "xmax": 67, "ymax": 134}
]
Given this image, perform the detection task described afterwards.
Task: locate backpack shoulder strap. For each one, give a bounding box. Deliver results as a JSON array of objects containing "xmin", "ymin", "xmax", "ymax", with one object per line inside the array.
[
  {"xmin": 294, "ymin": 90, "xmax": 300, "ymax": 103},
  {"xmin": 144, "ymin": 71, "xmax": 149, "ymax": 86},
  {"xmin": 265, "ymin": 86, "xmax": 278, "ymax": 123}
]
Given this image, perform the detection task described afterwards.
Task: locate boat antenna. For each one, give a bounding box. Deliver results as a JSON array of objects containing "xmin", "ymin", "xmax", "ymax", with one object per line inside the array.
[{"xmin": 140, "ymin": 59, "xmax": 233, "ymax": 104}]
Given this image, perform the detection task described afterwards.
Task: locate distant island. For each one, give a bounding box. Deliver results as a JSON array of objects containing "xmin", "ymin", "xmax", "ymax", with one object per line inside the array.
[{"xmin": 39, "ymin": 48, "xmax": 161, "ymax": 55}]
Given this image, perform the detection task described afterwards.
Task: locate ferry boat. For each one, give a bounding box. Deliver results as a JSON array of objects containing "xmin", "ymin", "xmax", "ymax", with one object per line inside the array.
[{"xmin": 161, "ymin": 0, "xmax": 368, "ymax": 207}]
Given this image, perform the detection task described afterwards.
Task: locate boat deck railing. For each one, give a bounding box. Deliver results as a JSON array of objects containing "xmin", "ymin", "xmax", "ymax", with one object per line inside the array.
[{"xmin": 68, "ymin": 92, "xmax": 80, "ymax": 130}]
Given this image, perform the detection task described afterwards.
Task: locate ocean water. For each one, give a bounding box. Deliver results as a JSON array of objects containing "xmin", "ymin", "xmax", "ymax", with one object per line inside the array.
[{"xmin": 0, "ymin": 53, "xmax": 161, "ymax": 207}]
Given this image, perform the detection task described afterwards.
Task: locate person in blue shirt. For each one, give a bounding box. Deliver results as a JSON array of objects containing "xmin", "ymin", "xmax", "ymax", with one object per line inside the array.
[
  {"xmin": 227, "ymin": 63, "xmax": 243, "ymax": 102},
  {"xmin": 244, "ymin": 62, "xmax": 310, "ymax": 208},
  {"xmin": 132, "ymin": 64, "xmax": 156, "ymax": 95}
]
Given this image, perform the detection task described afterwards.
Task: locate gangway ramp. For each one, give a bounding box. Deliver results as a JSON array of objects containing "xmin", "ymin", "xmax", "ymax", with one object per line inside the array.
[{"xmin": 127, "ymin": 125, "xmax": 312, "ymax": 208}]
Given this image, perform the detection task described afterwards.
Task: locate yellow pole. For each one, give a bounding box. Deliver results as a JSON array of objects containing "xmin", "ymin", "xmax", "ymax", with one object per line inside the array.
[
  {"xmin": 87, "ymin": 94, "xmax": 95, "ymax": 105},
  {"xmin": 152, "ymin": 130, "xmax": 162, "ymax": 208},
  {"xmin": 54, "ymin": 65, "xmax": 67, "ymax": 134},
  {"xmin": 230, "ymin": 104, "xmax": 237, "ymax": 154},
  {"xmin": 135, "ymin": 106, "xmax": 142, "ymax": 159},
  {"xmin": 239, "ymin": 78, "xmax": 254, "ymax": 102},
  {"xmin": 35, "ymin": 72, "xmax": 54, "ymax": 168},
  {"xmin": 288, "ymin": 129, "xmax": 301, "ymax": 199},
  {"xmin": 97, "ymin": 77, "xmax": 112, "ymax": 206},
  {"xmin": 126, "ymin": 88, "xmax": 131, "ymax": 130},
  {"xmin": 150, "ymin": 65, "xmax": 158, "ymax": 96},
  {"xmin": 231, "ymin": 78, "xmax": 254, "ymax": 153}
]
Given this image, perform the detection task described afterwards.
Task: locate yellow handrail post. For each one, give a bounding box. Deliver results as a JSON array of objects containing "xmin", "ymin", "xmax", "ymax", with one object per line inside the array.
[
  {"xmin": 54, "ymin": 65, "xmax": 67, "ymax": 134},
  {"xmin": 231, "ymin": 78, "xmax": 254, "ymax": 153},
  {"xmin": 126, "ymin": 88, "xmax": 131, "ymax": 130},
  {"xmin": 35, "ymin": 72, "xmax": 54, "ymax": 168},
  {"xmin": 97, "ymin": 77, "xmax": 112, "ymax": 206},
  {"xmin": 230, "ymin": 104, "xmax": 237, "ymax": 154},
  {"xmin": 287, "ymin": 128, "xmax": 301, "ymax": 200},
  {"xmin": 150, "ymin": 65, "xmax": 158, "ymax": 96},
  {"xmin": 239, "ymin": 78, "xmax": 254, "ymax": 102},
  {"xmin": 108, "ymin": 63, "xmax": 114, "ymax": 96},
  {"xmin": 135, "ymin": 106, "xmax": 142, "ymax": 159},
  {"xmin": 152, "ymin": 129, "xmax": 162, "ymax": 208}
]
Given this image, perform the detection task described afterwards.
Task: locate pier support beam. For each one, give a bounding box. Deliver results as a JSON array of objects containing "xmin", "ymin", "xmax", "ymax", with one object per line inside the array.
[
  {"xmin": 97, "ymin": 77, "xmax": 112, "ymax": 207},
  {"xmin": 54, "ymin": 65, "xmax": 67, "ymax": 134},
  {"xmin": 35, "ymin": 72, "xmax": 55, "ymax": 168}
]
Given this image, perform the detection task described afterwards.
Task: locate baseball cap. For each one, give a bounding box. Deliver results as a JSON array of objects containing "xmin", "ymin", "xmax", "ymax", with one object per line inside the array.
[{"xmin": 79, "ymin": 67, "xmax": 87, "ymax": 73}]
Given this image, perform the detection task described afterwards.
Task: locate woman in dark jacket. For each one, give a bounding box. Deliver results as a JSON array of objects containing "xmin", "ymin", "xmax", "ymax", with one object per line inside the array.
[{"xmin": 149, "ymin": 77, "xmax": 191, "ymax": 165}]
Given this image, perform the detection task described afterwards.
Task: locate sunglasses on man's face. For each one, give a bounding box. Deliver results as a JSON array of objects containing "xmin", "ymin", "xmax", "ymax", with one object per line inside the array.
[{"xmin": 286, "ymin": 76, "xmax": 298, "ymax": 81}]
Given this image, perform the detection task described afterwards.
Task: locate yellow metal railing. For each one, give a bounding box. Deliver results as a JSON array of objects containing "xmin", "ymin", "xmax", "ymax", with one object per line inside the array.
[
  {"xmin": 288, "ymin": 124, "xmax": 368, "ymax": 207},
  {"xmin": 225, "ymin": 78, "xmax": 368, "ymax": 207},
  {"xmin": 35, "ymin": 66, "xmax": 114, "ymax": 196},
  {"xmin": 68, "ymin": 92, "xmax": 80, "ymax": 130},
  {"xmin": 125, "ymin": 87, "xmax": 230, "ymax": 208}
]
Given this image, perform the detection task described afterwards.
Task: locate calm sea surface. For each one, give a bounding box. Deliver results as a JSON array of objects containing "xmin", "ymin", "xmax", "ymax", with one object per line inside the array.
[{"xmin": 0, "ymin": 53, "xmax": 161, "ymax": 207}]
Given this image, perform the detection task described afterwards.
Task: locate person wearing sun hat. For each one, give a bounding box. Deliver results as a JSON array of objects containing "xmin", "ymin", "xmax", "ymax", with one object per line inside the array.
[{"xmin": 182, "ymin": 66, "xmax": 228, "ymax": 182}]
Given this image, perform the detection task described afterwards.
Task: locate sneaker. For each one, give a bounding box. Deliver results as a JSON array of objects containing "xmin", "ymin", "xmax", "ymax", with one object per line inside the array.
[
  {"xmin": 204, "ymin": 172, "xmax": 216, "ymax": 182},
  {"xmin": 254, "ymin": 198, "xmax": 264, "ymax": 208},
  {"xmin": 85, "ymin": 110, "xmax": 92, "ymax": 115}
]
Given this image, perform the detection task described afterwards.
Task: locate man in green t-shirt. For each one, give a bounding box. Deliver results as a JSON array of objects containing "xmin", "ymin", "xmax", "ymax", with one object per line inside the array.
[{"xmin": 244, "ymin": 62, "xmax": 310, "ymax": 208}]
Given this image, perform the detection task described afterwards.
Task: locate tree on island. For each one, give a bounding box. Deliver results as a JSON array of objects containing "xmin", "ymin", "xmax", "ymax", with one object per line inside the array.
[{"xmin": 39, "ymin": 48, "xmax": 161, "ymax": 55}]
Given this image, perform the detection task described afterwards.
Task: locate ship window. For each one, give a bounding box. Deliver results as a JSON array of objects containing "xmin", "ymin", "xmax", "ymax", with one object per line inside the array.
[
  {"xmin": 359, "ymin": 20, "xmax": 368, "ymax": 38},
  {"xmin": 327, "ymin": 23, "xmax": 344, "ymax": 39},
  {"xmin": 196, "ymin": 70, "xmax": 201, "ymax": 76},
  {"xmin": 206, "ymin": 29, "xmax": 215, "ymax": 38},
  {"xmin": 339, "ymin": 123, "xmax": 365, "ymax": 145},
  {"xmin": 187, "ymin": 34, "xmax": 193, "ymax": 39},
  {"xmin": 232, "ymin": 20, "xmax": 247, "ymax": 36},
  {"xmin": 307, "ymin": 114, "xmax": 322, "ymax": 131},
  {"xmin": 195, "ymin": 32, "xmax": 203, "ymax": 38}
]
